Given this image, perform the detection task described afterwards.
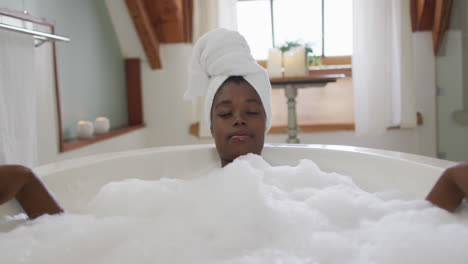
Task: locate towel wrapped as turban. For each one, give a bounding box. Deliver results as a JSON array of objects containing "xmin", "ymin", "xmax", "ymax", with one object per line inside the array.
[{"xmin": 184, "ymin": 28, "xmax": 272, "ymax": 133}]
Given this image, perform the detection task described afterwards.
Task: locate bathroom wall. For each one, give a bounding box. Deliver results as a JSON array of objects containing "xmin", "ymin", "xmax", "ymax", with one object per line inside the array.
[
  {"xmin": 454, "ymin": 0, "xmax": 468, "ymax": 111},
  {"xmin": 445, "ymin": 0, "xmax": 468, "ymax": 112},
  {"xmin": 436, "ymin": 30, "xmax": 468, "ymax": 161},
  {"xmin": 104, "ymin": 0, "xmax": 214, "ymax": 148},
  {"xmin": 435, "ymin": 0, "xmax": 468, "ymax": 161}
]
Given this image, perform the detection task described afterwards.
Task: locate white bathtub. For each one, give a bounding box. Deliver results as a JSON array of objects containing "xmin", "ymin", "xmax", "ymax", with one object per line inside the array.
[{"xmin": 0, "ymin": 144, "xmax": 455, "ymax": 221}]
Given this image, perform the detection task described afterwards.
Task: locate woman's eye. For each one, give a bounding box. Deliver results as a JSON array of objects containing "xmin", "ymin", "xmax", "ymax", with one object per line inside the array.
[
  {"xmin": 247, "ymin": 111, "xmax": 259, "ymax": 115},
  {"xmin": 218, "ymin": 112, "xmax": 232, "ymax": 118}
]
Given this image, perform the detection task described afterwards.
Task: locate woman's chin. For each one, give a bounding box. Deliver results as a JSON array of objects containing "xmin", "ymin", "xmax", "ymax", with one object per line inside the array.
[
  {"xmin": 230, "ymin": 147, "xmax": 260, "ymax": 160},
  {"xmin": 217, "ymin": 142, "xmax": 263, "ymax": 166}
]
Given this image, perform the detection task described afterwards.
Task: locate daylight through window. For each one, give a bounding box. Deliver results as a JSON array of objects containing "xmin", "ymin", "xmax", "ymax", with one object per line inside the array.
[{"xmin": 237, "ymin": 0, "xmax": 353, "ymax": 60}]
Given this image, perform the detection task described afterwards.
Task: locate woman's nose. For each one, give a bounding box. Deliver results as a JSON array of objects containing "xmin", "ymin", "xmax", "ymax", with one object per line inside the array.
[{"xmin": 232, "ymin": 113, "xmax": 246, "ymax": 126}]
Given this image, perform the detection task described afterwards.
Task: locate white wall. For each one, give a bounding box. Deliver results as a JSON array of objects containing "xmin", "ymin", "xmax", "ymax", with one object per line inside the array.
[
  {"xmin": 464, "ymin": 1, "xmax": 468, "ymax": 111},
  {"xmin": 436, "ymin": 30, "xmax": 468, "ymax": 161},
  {"xmin": 450, "ymin": 0, "xmax": 468, "ymax": 110},
  {"xmin": 105, "ymin": 0, "xmax": 214, "ymax": 148},
  {"xmin": 433, "ymin": 0, "xmax": 468, "ymax": 161},
  {"xmin": 141, "ymin": 44, "xmax": 214, "ymax": 146}
]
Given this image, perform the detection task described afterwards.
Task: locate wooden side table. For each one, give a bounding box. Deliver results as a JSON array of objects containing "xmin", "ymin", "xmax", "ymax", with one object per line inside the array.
[{"xmin": 270, "ymin": 74, "xmax": 346, "ymax": 143}]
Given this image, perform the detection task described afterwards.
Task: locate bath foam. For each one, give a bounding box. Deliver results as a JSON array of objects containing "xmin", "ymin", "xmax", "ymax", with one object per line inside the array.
[{"xmin": 1, "ymin": 154, "xmax": 468, "ymax": 263}]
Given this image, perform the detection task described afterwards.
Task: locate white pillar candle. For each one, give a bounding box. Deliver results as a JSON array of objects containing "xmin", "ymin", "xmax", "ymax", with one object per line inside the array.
[
  {"xmin": 283, "ymin": 47, "xmax": 307, "ymax": 77},
  {"xmin": 267, "ymin": 48, "xmax": 283, "ymax": 78},
  {"xmin": 77, "ymin": 121, "xmax": 94, "ymax": 139},
  {"xmin": 94, "ymin": 117, "xmax": 110, "ymax": 134}
]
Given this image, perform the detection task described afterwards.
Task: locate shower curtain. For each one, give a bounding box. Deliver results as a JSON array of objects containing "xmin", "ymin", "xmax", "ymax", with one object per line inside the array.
[
  {"xmin": 352, "ymin": 0, "xmax": 417, "ymax": 135},
  {"xmin": 0, "ymin": 29, "xmax": 38, "ymax": 166}
]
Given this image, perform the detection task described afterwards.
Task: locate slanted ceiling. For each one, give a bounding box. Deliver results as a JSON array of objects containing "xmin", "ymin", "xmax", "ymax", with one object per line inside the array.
[
  {"xmin": 125, "ymin": 0, "xmax": 193, "ymax": 69},
  {"xmin": 411, "ymin": 0, "xmax": 453, "ymax": 55},
  {"xmin": 126, "ymin": 0, "xmax": 451, "ymax": 65}
]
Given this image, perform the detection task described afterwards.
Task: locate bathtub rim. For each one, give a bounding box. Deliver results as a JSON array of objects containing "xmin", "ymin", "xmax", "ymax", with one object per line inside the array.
[
  {"xmin": 33, "ymin": 143, "xmax": 456, "ymax": 177},
  {"xmin": 0, "ymin": 143, "xmax": 457, "ymax": 223}
]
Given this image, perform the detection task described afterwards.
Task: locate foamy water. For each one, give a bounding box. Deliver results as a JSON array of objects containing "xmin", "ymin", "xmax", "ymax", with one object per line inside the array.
[{"xmin": 1, "ymin": 154, "xmax": 468, "ymax": 263}]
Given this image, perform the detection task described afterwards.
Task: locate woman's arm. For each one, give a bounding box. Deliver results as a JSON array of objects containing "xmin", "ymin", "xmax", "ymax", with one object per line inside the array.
[
  {"xmin": 0, "ymin": 165, "xmax": 63, "ymax": 219},
  {"xmin": 426, "ymin": 162, "xmax": 468, "ymax": 212}
]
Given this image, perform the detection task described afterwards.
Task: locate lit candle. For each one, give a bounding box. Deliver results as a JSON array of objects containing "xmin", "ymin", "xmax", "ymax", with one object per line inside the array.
[
  {"xmin": 267, "ymin": 48, "xmax": 283, "ymax": 78},
  {"xmin": 94, "ymin": 117, "xmax": 110, "ymax": 134},
  {"xmin": 283, "ymin": 47, "xmax": 307, "ymax": 77},
  {"xmin": 77, "ymin": 121, "xmax": 94, "ymax": 139}
]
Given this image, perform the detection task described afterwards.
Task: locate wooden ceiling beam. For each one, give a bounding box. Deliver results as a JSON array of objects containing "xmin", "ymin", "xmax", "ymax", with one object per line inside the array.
[
  {"xmin": 411, "ymin": 0, "xmax": 435, "ymax": 31},
  {"xmin": 411, "ymin": 0, "xmax": 418, "ymax": 31},
  {"xmin": 182, "ymin": 0, "xmax": 193, "ymax": 42},
  {"xmin": 433, "ymin": 0, "xmax": 453, "ymax": 54},
  {"xmin": 417, "ymin": 0, "xmax": 436, "ymax": 30},
  {"xmin": 410, "ymin": 0, "xmax": 453, "ymax": 55},
  {"xmin": 145, "ymin": 0, "xmax": 186, "ymax": 43},
  {"xmin": 125, "ymin": 0, "xmax": 162, "ymax": 69}
]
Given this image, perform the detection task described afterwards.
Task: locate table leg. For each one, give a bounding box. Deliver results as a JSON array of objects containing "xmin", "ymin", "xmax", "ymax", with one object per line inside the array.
[{"xmin": 285, "ymin": 84, "xmax": 299, "ymax": 143}]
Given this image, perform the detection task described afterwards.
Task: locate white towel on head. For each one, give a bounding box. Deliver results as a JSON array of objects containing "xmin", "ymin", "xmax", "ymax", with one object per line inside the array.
[{"xmin": 184, "ymin": 28, "xmax": 272, "ymax": 133}]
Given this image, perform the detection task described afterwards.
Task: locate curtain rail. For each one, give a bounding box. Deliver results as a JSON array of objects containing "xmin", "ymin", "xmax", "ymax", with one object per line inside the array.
[{"xmin": 0, "ymin": 22, "xmax": 70, "ymax": 43}]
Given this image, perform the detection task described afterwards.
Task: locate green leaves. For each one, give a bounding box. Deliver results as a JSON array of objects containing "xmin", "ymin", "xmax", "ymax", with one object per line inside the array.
[{"xmin": 277, "ymin": 41, "xmax": 320, "ymax": 66}]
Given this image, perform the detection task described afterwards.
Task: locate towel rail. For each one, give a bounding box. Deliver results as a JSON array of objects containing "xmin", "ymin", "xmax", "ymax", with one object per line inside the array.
[{"xmin": 0, "ymin": 22, "xmax": 70, "ymax": 43}]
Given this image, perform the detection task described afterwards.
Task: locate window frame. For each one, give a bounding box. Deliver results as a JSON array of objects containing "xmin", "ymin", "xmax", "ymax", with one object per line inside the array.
[
  {"xmin": 237, "ymin": 0, "xmax": 352, "ymax": 65},
  {"xmin": 237, "ymin": 0, "xmax": 354, "ymax": 134}
]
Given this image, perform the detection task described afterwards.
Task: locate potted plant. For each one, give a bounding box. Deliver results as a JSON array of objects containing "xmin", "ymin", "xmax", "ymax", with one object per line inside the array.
[{"xmin": 278, "ymin": 41, "xmax": 321, "ymax": 66}]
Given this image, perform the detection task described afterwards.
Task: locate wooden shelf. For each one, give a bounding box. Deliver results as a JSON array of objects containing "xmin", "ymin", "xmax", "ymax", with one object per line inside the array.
[
  {"xmin": 308, "ymin": 67, "xmax": 352, "ymax": 77},
  {"xmin": 268, "ymin": 123, "xmax": 355, "ymax": 134},
  {"xmin": 62, "ymin": 125, "xmax": 145, "ymax": 152},
  {"xmin": 270, "ymin": 74, "xmax": 345, "ymax": 86},
  {"xmin": 188, "ymin": 122, "xmax": 354, "ymax": 137},
  {"xmin": 189, "ymin": 116, "xmax": 422, "ymax": 137}
]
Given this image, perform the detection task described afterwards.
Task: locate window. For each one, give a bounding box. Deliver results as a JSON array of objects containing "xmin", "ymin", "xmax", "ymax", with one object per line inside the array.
[
  {"xmin": 236, "ymin": 0, "xmax": 353, "ymax": 61},
  {"xmin": 236, "ymin": 0, "xmax": 355, "ymax": 135}
]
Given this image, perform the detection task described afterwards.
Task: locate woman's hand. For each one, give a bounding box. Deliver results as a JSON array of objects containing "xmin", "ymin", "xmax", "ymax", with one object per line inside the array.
[
  {"xmin": 0, "ymin": 165, "xmax": 32, "ymax": 204},
  {"xmin": 426, "ymin": 162, "xmax": 468, "ymax": 212},
  {"xmin": 0, "ymin": 165, "xmax": 63, "ymax": 219}
]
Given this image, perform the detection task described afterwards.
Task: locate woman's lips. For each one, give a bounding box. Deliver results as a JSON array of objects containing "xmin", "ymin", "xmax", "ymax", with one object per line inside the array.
[
  {"xmin": 230, "ymin": 135, "xmax": 250, "ymax": 141},
  {"xmin": 228, "ymin": 132, "xmax": 252, "ymax": 142}
]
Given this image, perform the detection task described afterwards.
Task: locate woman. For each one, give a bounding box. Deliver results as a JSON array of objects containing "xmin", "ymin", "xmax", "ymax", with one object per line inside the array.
[{"xmin": 0, "ymin": 29, "xmax": 467, "ymax": 218}]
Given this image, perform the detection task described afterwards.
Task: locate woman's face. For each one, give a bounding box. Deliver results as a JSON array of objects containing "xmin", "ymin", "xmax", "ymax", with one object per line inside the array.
[{"xmin": 210, "ymin": 80, "xmax": 266, "ymax": 167}]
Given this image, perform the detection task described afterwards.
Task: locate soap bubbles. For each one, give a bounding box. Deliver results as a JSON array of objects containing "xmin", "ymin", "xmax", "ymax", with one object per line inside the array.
[{"xmin": 1, "ymin": 154, "xmax": 468, "ymax": 263}]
